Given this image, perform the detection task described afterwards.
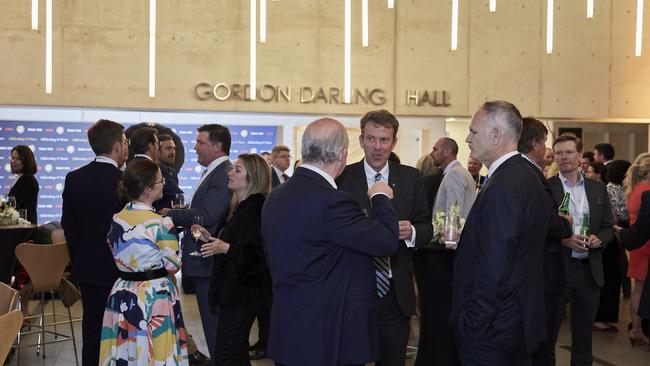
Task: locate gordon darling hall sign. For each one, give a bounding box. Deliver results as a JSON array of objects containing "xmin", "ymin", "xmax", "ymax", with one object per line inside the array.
[{"xmin": 194, "ymin": 82, "xmax": 451, "ymax": 107}]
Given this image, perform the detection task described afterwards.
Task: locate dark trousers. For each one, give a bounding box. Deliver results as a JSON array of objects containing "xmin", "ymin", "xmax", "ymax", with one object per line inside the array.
[
  {"xmin": 413, "ymin": 250, "xmax": 460, "ymax": 366},
  {"xmin": 193, "ymin": 276, "xmax": 219, "ymax": 360},
  {"xmin": 214, "ymin": 304, "xmax": 260, "ymax": 366},
  {"xmin": 375, "ymin": 284, "xmax": 410, "ymax": 366},
  {"xmin": 556, "ymin": 260, "xmax": 601, "ymax": 366},
  {"xmin": 458, "ymin": 340, "xmax": 531, "ymax": 366},
  {"xmin": 531, "ymin": 291, "xmax": 565, "ymax": 366},
  {"xmin": 79, "ymin": 283, "xmax": 112, "ymax": 366},
  {"xmin": 251, "ymin": 301, "xmax": 271, "ymax": 350}
]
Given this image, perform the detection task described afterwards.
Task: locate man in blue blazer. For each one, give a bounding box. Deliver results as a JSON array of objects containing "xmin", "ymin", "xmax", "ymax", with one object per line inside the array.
[
  {"xmin": 262, "ymin": 118, "xmax": 399, "ymax": 366},
  {"xmin": 161, "ymin": 124, "xmax": 233, "ymax": 361},
  {"xmin": 451, "ymin": 101, "xmax": 548, "ymax": 364},
  {"xmin": 155, "ymin": 133, "xmax": 184, "ymax": 211},
  {"xmin": 61, "ymin": 119, "xmax": 127, "ymax": 365}
]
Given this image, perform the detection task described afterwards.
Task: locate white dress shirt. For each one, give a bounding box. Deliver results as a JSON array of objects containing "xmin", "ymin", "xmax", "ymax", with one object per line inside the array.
[{"xmin": 94, "ymin": 155, "xmax": 118, "ymax": 168}]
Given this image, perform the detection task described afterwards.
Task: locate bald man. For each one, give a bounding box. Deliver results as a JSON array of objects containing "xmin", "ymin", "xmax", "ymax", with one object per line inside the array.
[
  {"xmin": 450, "ymin": 101, "xmax": 548, "ymax": 364},
  {"xmin": 262, "ymin": 118, "xmax": 399, "ymax": 366},
  {"xmin": 431, "ymin": 137, "xmax": 477, "ymax": 218}
]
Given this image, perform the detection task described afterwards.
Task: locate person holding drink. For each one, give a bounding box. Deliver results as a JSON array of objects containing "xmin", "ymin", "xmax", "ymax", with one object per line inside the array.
[
  {"xmin": 547, "ymin": 134, "xmax": 613, "ymax": 365},
  {"xmin": 192, "ymin": 153, "xmax": 272, "ymax": 365},
  {"xmin": 8, "ymin": 145, "xmax": 39, "ymax": 224}
]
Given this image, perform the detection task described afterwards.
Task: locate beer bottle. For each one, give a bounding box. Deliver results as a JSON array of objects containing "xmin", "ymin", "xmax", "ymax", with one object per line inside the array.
[
  {"xmin": 558, "ymin": 192, "xmax": 571, "ymax": 215},
  {"xmin": 579, "ymin": 214, "xmax": 590, "ymax": 236}
]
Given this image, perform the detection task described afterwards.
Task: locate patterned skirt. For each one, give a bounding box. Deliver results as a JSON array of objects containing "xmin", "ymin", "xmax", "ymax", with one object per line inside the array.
[{"xmin": 99, "ymin": 276, "xmax": 189, "ymax": 365}]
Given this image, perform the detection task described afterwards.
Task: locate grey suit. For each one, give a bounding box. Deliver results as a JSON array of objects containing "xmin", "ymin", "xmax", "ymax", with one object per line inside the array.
[
  {"xmin": 433, "ymin": 160, "xmax": 477, "ymax": 218},
  {"xmin": 167, "ymin": 158, "xmax": 233, "ymax": 359},
  {"xmin": 547, "ymin": 175, "xmax": 613, "ymax": 366}
]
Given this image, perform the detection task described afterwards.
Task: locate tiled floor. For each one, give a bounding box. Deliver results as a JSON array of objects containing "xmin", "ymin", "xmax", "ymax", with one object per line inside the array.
[{"xmin": 5, "ymin": 292, "xmax": 649, "ymax": 365}]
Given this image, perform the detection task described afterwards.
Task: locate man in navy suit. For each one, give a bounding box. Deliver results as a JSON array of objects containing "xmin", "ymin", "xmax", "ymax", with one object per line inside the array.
[
  {"xmin": 262, "ymin": 118, "xmax": 399, "ymax": 366},
  {"xmin": 61, "ymin": 119, "xmax": 127, "ymax": 365},
  {"xmin": 451, "ymin": 101, "xmax": 548, "ymax": 364},
  {"xmin": 160, "ymin": 124, "xmax": 233, "ymax": 361},
  {"xmin": 336, "ymin": 109, "xmax": 432, "ymax": 366}
]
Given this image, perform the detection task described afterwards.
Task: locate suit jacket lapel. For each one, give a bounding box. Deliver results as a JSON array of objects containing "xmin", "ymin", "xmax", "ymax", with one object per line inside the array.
[
  {"xmin": 350, "ymin": 161, "xmax": 372, "ymax": 211},
  {"xmin": 388, "ymin": 161, "xmax": 401, "ymax": 205}
]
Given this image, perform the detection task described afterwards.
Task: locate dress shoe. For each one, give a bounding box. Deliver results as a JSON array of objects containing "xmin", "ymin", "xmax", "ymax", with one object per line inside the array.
[
  {"xmin": 249, "ymin": 348, "xmax": 268, "ymax": 360},
  {"xmin": 188, "ymin": 350, "xmax": 211, "ymax": 366}
]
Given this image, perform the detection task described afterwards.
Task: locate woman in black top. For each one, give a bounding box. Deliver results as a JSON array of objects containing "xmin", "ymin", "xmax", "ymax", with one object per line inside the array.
[
  {"xmin": 8, "ymin": 145, "xmax": 39, "ymax": 224},
  {"xmin": 195, "ymin": 153, "xmax": 272, "ymax": 366}
]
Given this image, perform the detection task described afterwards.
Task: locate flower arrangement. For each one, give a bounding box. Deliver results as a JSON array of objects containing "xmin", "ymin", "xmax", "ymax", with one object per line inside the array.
[
  {"xmin": 429, "ymin": 201, "xmax": 465, "ymax": 250},
  {"xmin": 0, "ymin": 196, "xmax": 30, "ymax": 226}
]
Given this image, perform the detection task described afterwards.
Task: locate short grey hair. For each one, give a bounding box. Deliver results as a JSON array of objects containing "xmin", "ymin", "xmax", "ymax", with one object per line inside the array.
[
  {"xmin": 301, "ymin": 118, "xmax": 349, "ymax": 165},
  {"xmin": 481, "ymin": 100, "xmax": 522, "ymax": 141}
]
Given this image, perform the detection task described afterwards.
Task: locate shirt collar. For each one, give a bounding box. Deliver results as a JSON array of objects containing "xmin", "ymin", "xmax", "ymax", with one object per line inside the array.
[
  {"xmin": 363, "ymin": 159, "xmax": 390, "ymax": 182},
  {"xmin": 443, "ymin": 160, "xmax": 460, "ymax": 174},
  {"xmin": 559, "ymin": 170, "xmax": 585, "ymax": 187},
  {"xmin": 272, "ymin": 166, "xmax": 285, "ymax": 178},
  {"xmin": 133, "ymin": 154, "xmax": 153, "ymax": 161},
  {"xmin": 487, "ymin": 151, "xmax": 519, "ymax": 178},
  {"xmin": 300, "ymin": 164, "xmax": 337, "ymax": 188},
  {"xmin": 94, "ymin": 156, "xmax": 118, "ymax": 168},
  {"xmin": 203, "ymin": 155, "xmax": 229, "ymax": 175}
]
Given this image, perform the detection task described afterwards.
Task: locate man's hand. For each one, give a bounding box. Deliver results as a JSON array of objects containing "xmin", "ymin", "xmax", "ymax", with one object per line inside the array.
[
  {"xmin": 368, "ymin": 182, "xmax": 393, "ymax": 200},
  {"xmin": 398, "ymin": 220, "xmax": 413, "ymax": 240},
  {"xmin": 159, "ymin": 208, "xmax": 171, "ymax": 216},
  {"xmin": 561, "ymin": 235, "xmax": 589, "ymax": 253},
  {"xmin": 561, "ymin": 213, "xmax": 573, "ymax": 227},
  {"xmin": 585, "ymin": 234, "xmax": 602, "ymax": 249}
]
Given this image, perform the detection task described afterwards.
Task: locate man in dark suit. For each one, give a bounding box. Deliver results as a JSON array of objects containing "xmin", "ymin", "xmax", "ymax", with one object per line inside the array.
[
  {"xmin": 518, "ymin": 117, "xmax": 574, "ymax": 366},
  {"xmin": 128, "ymin": 126, "xmax": 159, "ymax": 164},
  {"xmin": 262, "ymin": 117, "xmax": 399, "ymax": 366},
  {"xmin": 61, "ymin": 119, "xmax": 127, "ymax": 365},
  {"xmin": 451, "ymin": 101, "xmax": 548, "ymax": 364},
  {"xmin": 270, "ymin": 144, "xmax": 292, "ymax": 188},
  {"xmin": 155, "ymin": 133, "xmax": 183, "ymax": 211},
  {"xmin": 160, "ymin": 124, "xmax": 233, "ymax": 362},
  {"xmin": 336, "ymin": 109, "xmax": 432, "ymax": 366},
  {"xmin": 617, "ymin": 191, "xmax": 650, "ymax": 320},
  {"xmin": 547, "ymin": 134, "xmax": 613, "ymax": 366}
]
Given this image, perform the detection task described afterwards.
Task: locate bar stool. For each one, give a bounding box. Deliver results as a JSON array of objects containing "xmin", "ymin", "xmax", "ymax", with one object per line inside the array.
[
  {"xmin": 0, "ymin": 310, "xmax": 22, "ymax": 364},
  {"xmin": 0, "ymin": 282, "xmax": 18, "ymax": 315},
  {"xmin": 14, "ymin": 242, "xmax": 79, "ymax": 366}
]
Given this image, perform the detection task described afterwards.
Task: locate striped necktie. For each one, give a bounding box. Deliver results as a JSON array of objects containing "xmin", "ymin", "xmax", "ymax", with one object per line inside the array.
[{"xmin": 372, "ymin": 172, "xmax": 390, "ymax": 297}]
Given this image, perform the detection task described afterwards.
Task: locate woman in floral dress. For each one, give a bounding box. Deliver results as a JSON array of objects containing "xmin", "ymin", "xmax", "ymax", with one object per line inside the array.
[{"xmin": 99, "ymin": 159, "xmax": 188, "ymax": 365}]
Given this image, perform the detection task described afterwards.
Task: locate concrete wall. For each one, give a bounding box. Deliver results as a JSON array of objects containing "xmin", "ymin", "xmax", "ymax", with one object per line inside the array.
[{"xmin": 1, "ymin": 1, "xmax": 650, "ymax": 119}]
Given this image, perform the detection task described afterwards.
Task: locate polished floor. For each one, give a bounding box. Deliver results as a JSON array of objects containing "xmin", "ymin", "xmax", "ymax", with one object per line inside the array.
[{"xmin": 5, "ymin": 290, "xmax": 649, "ymax": 365}]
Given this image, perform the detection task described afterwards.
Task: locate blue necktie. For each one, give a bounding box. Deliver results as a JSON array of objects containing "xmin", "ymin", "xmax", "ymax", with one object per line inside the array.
[{"xmin": 373, "ymin": 172, "xmax": 390, "ymax": 297}]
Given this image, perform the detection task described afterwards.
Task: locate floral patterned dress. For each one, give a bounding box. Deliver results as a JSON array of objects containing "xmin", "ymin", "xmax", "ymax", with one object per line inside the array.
[{"xmin": 99, "ymin": 202, "xmax": 188, "ymax": 365}]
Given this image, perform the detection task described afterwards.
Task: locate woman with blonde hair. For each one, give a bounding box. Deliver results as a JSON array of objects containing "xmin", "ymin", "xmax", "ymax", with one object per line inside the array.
[
  {"xmin": 194, "ymin": 153, "xmax": 272, "ymax": 365},
  {"xmin": 623, "ymin": 156, "xmax": 650, "ymax": 346}
]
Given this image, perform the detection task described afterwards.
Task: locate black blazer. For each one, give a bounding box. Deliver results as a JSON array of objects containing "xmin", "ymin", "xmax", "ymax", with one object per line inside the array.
[
  {"xmin": 620, "ymin": 190, "xmax": 650, "ymax": 319},
  {"xmin": 523, "ymin": 159, "xmax": 573, "ymax": 293},
  {"xmin": 8, "ymin": 174, "xmax": 39, "ymax": 224},
  {"xmin": 61, "ymin": 161, "xmax": 122, "ymax": 286},
  {"xmin": 547, "ymin": 175, "xmax": 614, "ymax": 287},
  {"xmin": 208, "ymin": 193, "xmax": 271, "ymax": 307},
  {"xmin": 154, "ymin": 162, "xmax": 183, "ymax": 211},
  {"xmin": 451, "ymin": 154, "xmax": 548, "ymax": 353},
  {"xmin": 336, "ymin": 160, "xmax": 433, "ymax": 317},
  {"xmin": 422, "ymin": 171, "xmax": 443, "ymax": 210}
]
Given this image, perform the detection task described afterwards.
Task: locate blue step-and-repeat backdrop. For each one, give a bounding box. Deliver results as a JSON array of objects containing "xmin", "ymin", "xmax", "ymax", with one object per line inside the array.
[{"xmin": 0, "ymin": 121, "xmax": 278, "ymax": 223}]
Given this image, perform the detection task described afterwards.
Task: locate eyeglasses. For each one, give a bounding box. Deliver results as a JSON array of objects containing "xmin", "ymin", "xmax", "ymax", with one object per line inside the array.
[{"xmin": 154, "ymin": 178, "xmax": 166, "ymax": 185}]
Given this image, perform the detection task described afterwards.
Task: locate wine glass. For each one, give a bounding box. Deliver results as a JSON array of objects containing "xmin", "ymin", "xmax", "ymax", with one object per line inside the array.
[
  {"xmin": 172, "ymin": 193, "xmax": 185, "ymax": 209},
  {"xmin": 189, "ymin": 215, "xmax": 204, "ymax": 256},
  {"xmin": 6, "ymin": 196, "xmax": 17, "ymax": 209},
  {"xmin": 443, "ymin": 211, "xmax": 460, "ymax": 249}
]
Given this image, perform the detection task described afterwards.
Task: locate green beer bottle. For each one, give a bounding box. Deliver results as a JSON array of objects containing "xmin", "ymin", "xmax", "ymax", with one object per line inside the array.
[
  {"xmin": 558, "ymin": 192, "xmax": 571, "ymax": 215},
  {"xmin": 579, "ymin": 214, "xmax": 590, "ymax": 236}
]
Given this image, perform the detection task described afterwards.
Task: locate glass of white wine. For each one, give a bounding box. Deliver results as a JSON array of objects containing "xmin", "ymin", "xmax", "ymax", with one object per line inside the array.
[
  {"xmin": 172, "ymin": 193, "xmax": 185, "ymax": 209},
  {"xmin": 189, "ymin": 215, "xmax": 204, "ymax": 256},
  {"xmin": 6, "ymin": 196, "xmax": 17, "ymax": 209}
]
